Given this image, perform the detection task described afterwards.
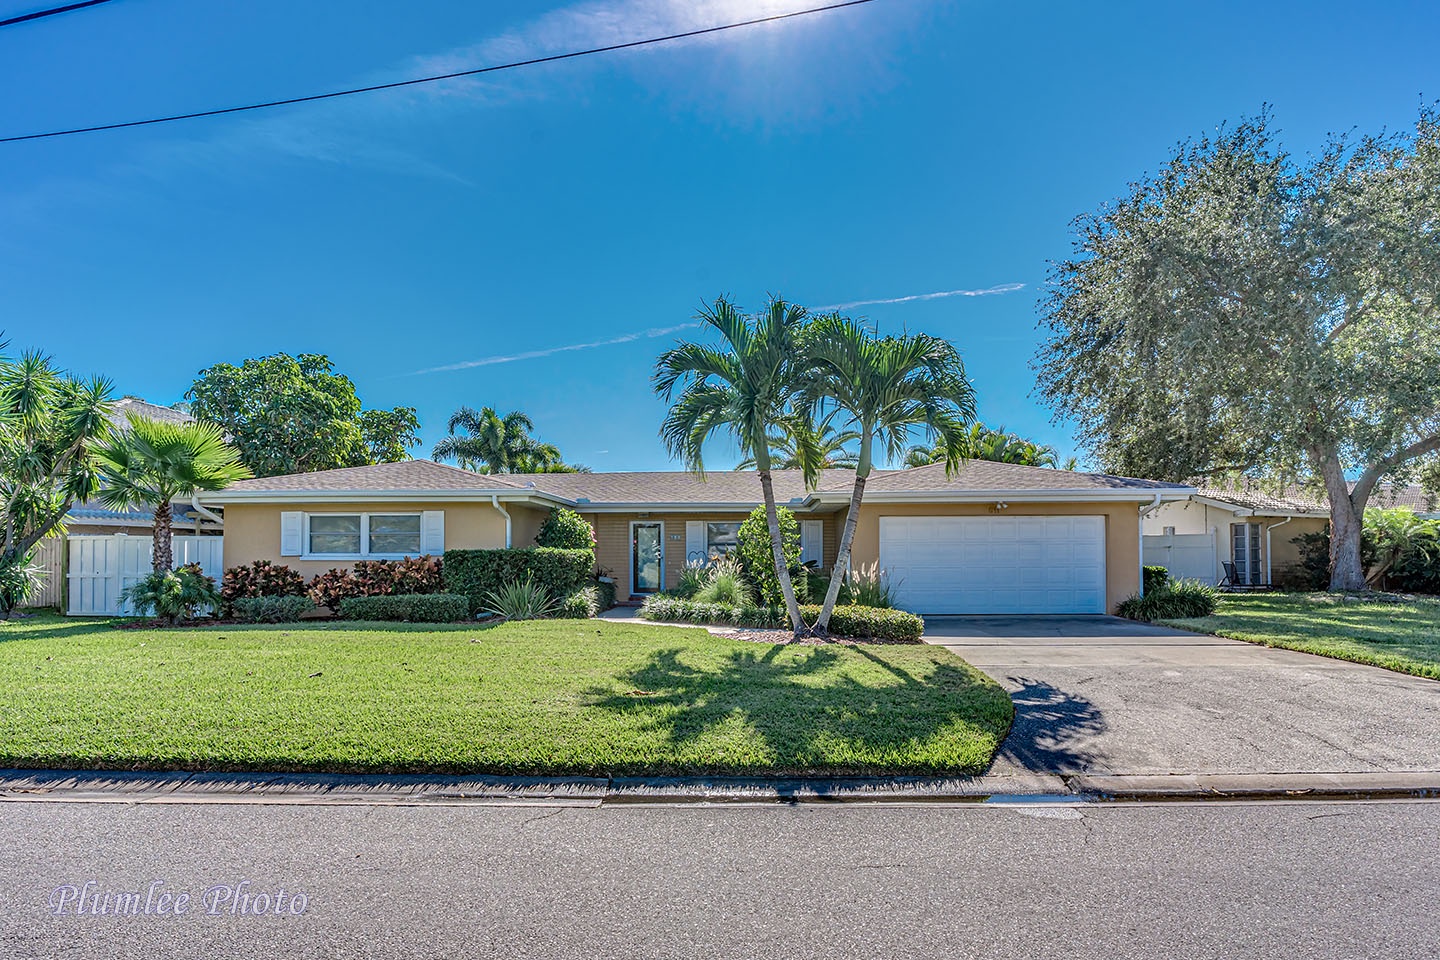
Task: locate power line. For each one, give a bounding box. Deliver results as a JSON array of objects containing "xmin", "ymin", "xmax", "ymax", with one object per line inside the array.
[
  {"xmin": 1, "ymin": 0, "xmax": 877, "ymax": 144},
  {"xmin": 0, "ymin": 0, "xmax": 118, "ymax": 29}
]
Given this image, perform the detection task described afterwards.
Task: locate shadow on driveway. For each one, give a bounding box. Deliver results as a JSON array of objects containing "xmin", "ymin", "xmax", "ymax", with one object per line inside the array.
[{"xmin": 994, "ymin": 678, "xmax": 1108, "ymax": 774}]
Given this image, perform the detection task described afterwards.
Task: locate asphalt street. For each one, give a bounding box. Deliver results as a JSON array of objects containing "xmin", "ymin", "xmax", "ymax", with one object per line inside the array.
[{"xmin": 2, "ymin": 797, "xmax": 1437, "ymax": 959}]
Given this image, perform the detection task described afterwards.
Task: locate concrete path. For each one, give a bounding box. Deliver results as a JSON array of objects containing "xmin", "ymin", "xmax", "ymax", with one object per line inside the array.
[{"xmin": 925, "ymin": 616, "xmax": 1440, "ymax": 778}]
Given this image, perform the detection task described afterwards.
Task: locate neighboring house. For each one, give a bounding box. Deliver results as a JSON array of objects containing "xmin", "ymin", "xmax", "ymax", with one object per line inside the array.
[
  {"xmin": 1142, "ymin": 483, "xmax": 1329, "ymax": 587},
  {"xmin": 202, "ymin": 459, "xmax": 1193, "ymax": 615},
  {"xmin": 1358, "ymin": 483, "xmax": 1440, "ymax": 519}
]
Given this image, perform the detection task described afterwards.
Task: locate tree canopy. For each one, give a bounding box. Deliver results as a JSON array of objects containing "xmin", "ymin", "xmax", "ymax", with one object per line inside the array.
[
  {"xmin": 905, "ymin": 422, "xmax": 1062, "ymax": 469},
  {"xmin": 186, "ymin": 354, "xmax": 419, "ymax": 477},
  {"xmin": 431, "ymin": 406, "xmax": 584, "ymax": 473},
  {"xmin": 1035, "ymin": 107, "xmax": 1440, "ymax": 590}
]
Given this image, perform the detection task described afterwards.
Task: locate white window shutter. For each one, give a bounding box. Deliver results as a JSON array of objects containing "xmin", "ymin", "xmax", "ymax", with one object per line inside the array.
[
  {"xmin": 280, "ymin": 512, "xmax": 303, "ymax": 557},
  {"xmin": 421, "ymin": 511, "xmax": 445, "ymax": 555},
  {"xmin": 801, "ymin": 520, "xmax": 824, "ymax": 567},
  {"xmin": 685, "ymin": 521, "xmax": 706, "ymax": 565}
]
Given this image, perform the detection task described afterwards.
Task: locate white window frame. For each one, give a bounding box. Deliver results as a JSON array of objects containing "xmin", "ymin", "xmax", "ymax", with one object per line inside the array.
[
  {"xmin": 704, "ymin": 521, "xmax": 742, "ymax": 560},
  {"xmin": 302, "ymin": 512, "xmax": 423, "ymax": 560}
]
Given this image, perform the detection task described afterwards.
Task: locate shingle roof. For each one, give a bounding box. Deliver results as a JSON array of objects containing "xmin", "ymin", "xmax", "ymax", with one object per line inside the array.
[
  {"xmin": 222, "ymin": 459, "xmax": 528, "ymax": 494},
  {"xmin": 1194, "ymin": 482, "xmax": 1327, "ymax": 515},
  {"xmin": 108, "ymin": 397, "xmax": 194, "ymax": 429},
  {"xmin": 1363, "ymin": 483, "xmax": 1440, "ymax": 515},
  {"xmin": 215, "ymin": 459, "xmax": 1189, "ymax": 504}
]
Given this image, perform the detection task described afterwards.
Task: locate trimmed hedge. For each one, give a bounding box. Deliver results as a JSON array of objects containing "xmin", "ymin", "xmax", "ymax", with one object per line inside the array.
[
  {"xmin": 1142, "ymin": 565, "xmax": 1172, "ymax": 594},
  {"xmin": 337, "ymin": 593, "xmax": 472, "ymax": 623},
  {"xmin": 594, "ymin": 579, "xmax": 617, "ymax": 611},
  {"xmin": 535, "ymin": 507, "xmax": 597, "ymax": 550},
  {"xmin": 231, "ymin": 595, "xmax": 314, "ymax": 623},
  {"xmin": 443, "ymin": 547, "xmax": 593, "ymax": 614},
  {"xmin": 637, "ymin": 596, "xmax": 925, "ymax": 642},
  {"xmin": 1117, "ymin": 579, "xmax": 1218, "ymax": 622},
  {"xmin": 555, "ymin": 585, "xmax": 599, "ymax": 619}
]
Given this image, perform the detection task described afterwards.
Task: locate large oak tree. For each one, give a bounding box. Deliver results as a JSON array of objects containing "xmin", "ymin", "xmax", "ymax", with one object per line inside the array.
[{"xmin": 1035, "ymin": 108, "xmax": 1440, "ymax": 591}]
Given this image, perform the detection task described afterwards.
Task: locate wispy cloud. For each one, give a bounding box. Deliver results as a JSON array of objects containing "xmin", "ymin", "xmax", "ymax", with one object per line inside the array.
[
  {"xmin": 411, "ymin": 322, "xmax": 700, "ymax": 374},
  {"xmin": 815, "ymin": 283, "xmax": 1025, "ymax": 311}
]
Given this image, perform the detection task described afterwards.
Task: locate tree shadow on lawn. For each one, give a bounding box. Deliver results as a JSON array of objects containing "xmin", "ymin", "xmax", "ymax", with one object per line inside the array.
[
  {"xmin": 994, "ymin": 678, "xmax": 1108, "ymax": 774},
  {"xmin": 584, "ymin": 644, "xmax": 1013, "ymax": 775}
]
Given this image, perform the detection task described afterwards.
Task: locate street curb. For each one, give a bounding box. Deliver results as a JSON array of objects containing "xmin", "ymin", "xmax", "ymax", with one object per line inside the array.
[{"xmin": 3, "ymin": 768, "xmax": 1440, "ymax": 805}]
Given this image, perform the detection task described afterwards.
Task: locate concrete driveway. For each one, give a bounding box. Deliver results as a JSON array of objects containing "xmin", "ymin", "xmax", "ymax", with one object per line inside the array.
[{"xmin": 925, "ymin": 616, "xmax": 1440, "ymax": 777}]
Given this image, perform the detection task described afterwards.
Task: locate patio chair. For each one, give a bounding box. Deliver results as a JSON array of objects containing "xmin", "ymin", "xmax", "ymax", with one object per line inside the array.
[{"xmin": 1220, "ymin": 560, "xmax": 1242, "ymax": 590}]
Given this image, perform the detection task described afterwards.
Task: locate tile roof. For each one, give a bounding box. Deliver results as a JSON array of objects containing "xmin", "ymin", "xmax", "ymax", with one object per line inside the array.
[
  {"xmin": 108, "ymin": 397, "xmax": 194, "ymax": 429},
  {"xmin": 1363, "ymin": 483, "xmax": 1440, "ymax": 515},
  {"xmin": 1194, "ymin": 482, "xmax": 1327, "ymax": 515},
  {"xmin": 222, "ymin": 459, "xmax": 529, "ymax": 494}
]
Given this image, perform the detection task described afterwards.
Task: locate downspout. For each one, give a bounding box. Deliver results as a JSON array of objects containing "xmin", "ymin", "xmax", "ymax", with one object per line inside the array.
[
  {"xmin": 1137, "ymin": 493, "xmax": 1164, "ymax": 596},
  {"xmin": 491, "ymin": 495, "xmax": 512, "ymax": 548},
  {"xmin": 190, "ymin": 494, "xmax": 224, "ymax": 530},
  {"xmin": 1264, "ymin": 517, "xmax": 1293, "ymax": 586}
]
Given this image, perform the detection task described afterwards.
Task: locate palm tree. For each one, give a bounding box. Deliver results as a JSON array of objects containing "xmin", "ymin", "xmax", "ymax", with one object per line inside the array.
[
  {"xmin": 905, "ymin": 422, "xmax": 1059, "ymax": 468},
  {"xmin": 94, "ymin": 414, "xmax": 252, "ymax": 572},
  {"xmin": 655, "ymin": 295, "xmax": 813, "ymax": 635},
  {"xmin": 1364, "ymin": 507, "xmax": 1439, "ymax": 588},
  {"xmin": 799, "ymin": 315, "xmax": 976, "ymax": 635},
  {"xmin": 736, "ymin": 410, "xmax": 861, "ymax": 471},
  {"xmin": 431, "ymin": 407, "xmax": 566, "ymax": 474}
]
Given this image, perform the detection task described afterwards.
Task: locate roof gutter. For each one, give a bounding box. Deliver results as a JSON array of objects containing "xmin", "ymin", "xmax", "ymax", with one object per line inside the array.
[
  {"xmin": 1138, "ymin": 493, "xmax": 1164, "ymax": 596},
  {"xmin": 1264, "ymin": 516, "xmax": 1294, "ymax": 585},
  {"xmin": 190, "ymin": 493, "xmax": 225, "ymax": 528}
]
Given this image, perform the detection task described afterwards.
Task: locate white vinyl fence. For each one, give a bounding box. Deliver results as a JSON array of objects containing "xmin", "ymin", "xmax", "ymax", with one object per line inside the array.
[
  {"xmin": 67, "ymin": 535, "xmax": 224, "ymax": 616},
  {"xmin": 1142, "ymin": 532, "xmax": 1217, "ymax": 585}
]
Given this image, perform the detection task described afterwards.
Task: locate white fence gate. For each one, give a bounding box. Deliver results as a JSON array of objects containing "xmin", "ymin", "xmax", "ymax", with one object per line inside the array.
[
  {"xmin": 67, "ymin": 535, "xmax": 224, "ymax": 616},
  {"xmin": 29, "ymin": 538, "xmax": 66, "ymax": 609},
  {"xmin": 1142, "ymin": 532, "xmax": 1216, "ymax": 585}
]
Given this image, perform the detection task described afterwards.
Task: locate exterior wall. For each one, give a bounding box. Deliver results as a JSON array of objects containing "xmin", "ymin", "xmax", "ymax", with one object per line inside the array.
[
  {"xmin": 221, "ymin": 501, "xmax": 509, "ymax": 578},
  {"xmin": 1144, "ymin": 500, "xmax": 1327, "ymax": 584},
  {"xmin": 584, "ymin": 510, "xmax": 843, "ymax": 600},
  {"xmin": 847, "ymin": 500, "xmax": 1143, "ymax": 614},
  {"xmin": 507, "ymin": 504, "xmax": 549, "ymax": 549}
]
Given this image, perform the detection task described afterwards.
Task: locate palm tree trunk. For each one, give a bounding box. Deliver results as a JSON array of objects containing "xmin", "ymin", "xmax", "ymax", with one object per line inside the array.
[
  {"xmin": 757, "ymin": 466, "xmax": 805, "ymax": 635},
  {"xmin": 152, "ymin": 500, "xmax": 173, "ymax": 573},
  {"xmin": 817, "ymin": 473, "xmax": 866, "ymax": 632}
]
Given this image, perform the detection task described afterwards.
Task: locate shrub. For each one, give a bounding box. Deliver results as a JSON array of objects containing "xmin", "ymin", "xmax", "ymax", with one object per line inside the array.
[
  {"xmin": 231, "ymin": 595, "xmax": 314, "ymax": 623},
  {"xmin": 444, "ymin": 547, "xmax": 593, "ymax": 614},
  {"xmin": 308, "ymin": 568, "xmax": 358, "ymax": 613},
  {"xmin": 736, "ymin": 505, "xmax": 806, "ymax": 606},
  {"xmin": 535, "ymin": 507, "xmax": 596, "ymax": 550},
  {"xmin": 803, "ymin": 570, "xmax": 853, "ymax": 606},
  {"xmin": 594, "ymin": 578, "xmax": 617, "ymax": 611},
  {"xmin": 122, "ymin": 564, "xmax": 220, "ymax": 624},
  {"xmin": 555, "ymin": 585, "xmax": 599, "ymax": 619},
  {"xmin": 0, "ymin": 552, "xmax": 45, "ymax": 618},
  {"xmin": 353, "ymin": 556, "xmax": 444, "ymax": 595},
  {"xmin": 1142, "ymin": 565, "xmax": 1171, "ymax": 594},
  {"xmin": 636, "ymin": 596, "xmax": 925, "ymax": 642},
  {"xmin": 222, "ymin": 560, "xmax": 306, "ymax": 613},
  {"xmin": 337, "ymin": 593, "xmax": 471, "ymax": 622},
  {"xmin": 673, "ymin": 561, "xmax": 709, "ymax": 600},
  {"xmin": 483, "ymin": 575, "xmax": 558, "ymax": 621},
  {"xmin": 692, "ymin": 557, "xmax": 754, "ymax": 606},
  {"xmin": 844, "ymin": 570, "xmax": 895, "ymax": 609},
  {"xmin": 1117, "ymin": 579, "xmax": 1219, "ymax": 622}
]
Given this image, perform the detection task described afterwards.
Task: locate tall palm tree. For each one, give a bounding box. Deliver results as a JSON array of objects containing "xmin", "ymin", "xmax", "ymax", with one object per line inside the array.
[
  {"xmin": 799, "ymin": 315, "xmax": 976, "ymax": 634},
  {"xmin": 905, "ymin": 422, "xmax": 1059, "ymax": 468},
  {"xmin": 94, "ymin": 414, "xmax": 252, "ymax": 572},
  {"xmin": 431, "ymin": 407, "xmax": 565, "ymax": 474},
  {"xmin": 655, "ymin": 295, "xmax": 814, "ymax": 635},
  {"xmin": 736, "ymin": 410, "xmax": 861, "ymax": 471}
]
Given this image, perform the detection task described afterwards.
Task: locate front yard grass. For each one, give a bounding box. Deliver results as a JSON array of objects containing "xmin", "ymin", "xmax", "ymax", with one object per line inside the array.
[
  {"xmin": 0, "ymin": 613, "xmax": 1012, "ymax": 777},
  {"xmin": 1163, "ymin": 592, "xmax": 1440, "ymax": 680}
]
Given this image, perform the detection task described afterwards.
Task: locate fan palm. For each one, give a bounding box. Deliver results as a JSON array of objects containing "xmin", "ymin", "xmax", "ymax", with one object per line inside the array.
[
  {"xmin": 799, "ymin": 315, "xmax": 976, "ymax": 634},
  {"xmin": 736, "ymin": 409, "xmax": 861, "ymax": 471},
  {"xmin": 94, "ymin": 414, "xmax": 252, "ymax": 572},
  {"xmin": 431, "ymin": 407, "xmax": 565, "ymax": 473},
  {"xmin": 655, "ymin": 295, "xmax": 813, "ymax": 635}
]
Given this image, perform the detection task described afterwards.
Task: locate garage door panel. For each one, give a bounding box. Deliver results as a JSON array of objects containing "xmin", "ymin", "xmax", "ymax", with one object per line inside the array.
[{"xmin": 879, "ymin": 515, "xmax": 1106, "ymax": 615}]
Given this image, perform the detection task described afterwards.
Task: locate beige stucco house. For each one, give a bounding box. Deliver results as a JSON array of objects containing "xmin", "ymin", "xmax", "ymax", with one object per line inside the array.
[
  {"xmin": 1142, "ymin": 484, "xmax": 1330, "ymax": 587},
  {"xmin": 203, "ymin": 459, "xmax": 1194, "ymax": 615}
]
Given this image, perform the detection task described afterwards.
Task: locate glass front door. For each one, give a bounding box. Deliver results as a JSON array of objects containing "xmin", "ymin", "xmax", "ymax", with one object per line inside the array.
[{"xmin": 632, "ymin": 523, "xmax": 664, "ymax": 593}]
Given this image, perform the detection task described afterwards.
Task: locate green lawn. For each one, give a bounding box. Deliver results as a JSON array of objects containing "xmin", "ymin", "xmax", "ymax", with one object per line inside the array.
[
  {"xmin": 0, "ymin": 613, "xmax": 1012, "ymax": 777},
  {"xmin": 1164, "ymin": 592, "xmax": 1440, "ymax": 680}
]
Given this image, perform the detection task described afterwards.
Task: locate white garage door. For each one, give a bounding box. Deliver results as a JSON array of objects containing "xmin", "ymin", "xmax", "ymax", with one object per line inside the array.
[{"xmin": 878, "ymin": 516, "xmax": 1106, "ymax": 615}]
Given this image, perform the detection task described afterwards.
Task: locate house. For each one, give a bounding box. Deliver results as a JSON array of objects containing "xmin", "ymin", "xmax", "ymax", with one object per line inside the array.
[
  {"xmin": 1359, "ymin": 483, "xmax": 1439, "ymax": 519},
  {"xmin": 203, "ymin": 459, "xmax": 1194, "ymax": 615},
  {"xmin": 1141, "ymin": 483, "xmax": 1329, "ymax": 587}
]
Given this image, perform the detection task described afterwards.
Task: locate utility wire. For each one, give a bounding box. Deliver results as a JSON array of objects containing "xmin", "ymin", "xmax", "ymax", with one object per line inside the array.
[
  {"xmin": 1, "ymin": 0, "xmax": 876, "ymax": 144},
  {"xmin": 0, "ymin": 0, "xmax": 118, "ymax": 29}
]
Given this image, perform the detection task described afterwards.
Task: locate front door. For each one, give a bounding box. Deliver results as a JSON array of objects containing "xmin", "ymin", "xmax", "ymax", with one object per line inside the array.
[{"xmin": 631, "ymin": 522, "xmax": 664, "ymax": 594}]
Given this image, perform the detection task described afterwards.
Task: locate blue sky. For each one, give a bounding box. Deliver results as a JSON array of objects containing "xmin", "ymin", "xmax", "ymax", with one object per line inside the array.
[{"xmin": 3, "ymin": 0, "xmax": 1437, "ymax": 471}]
